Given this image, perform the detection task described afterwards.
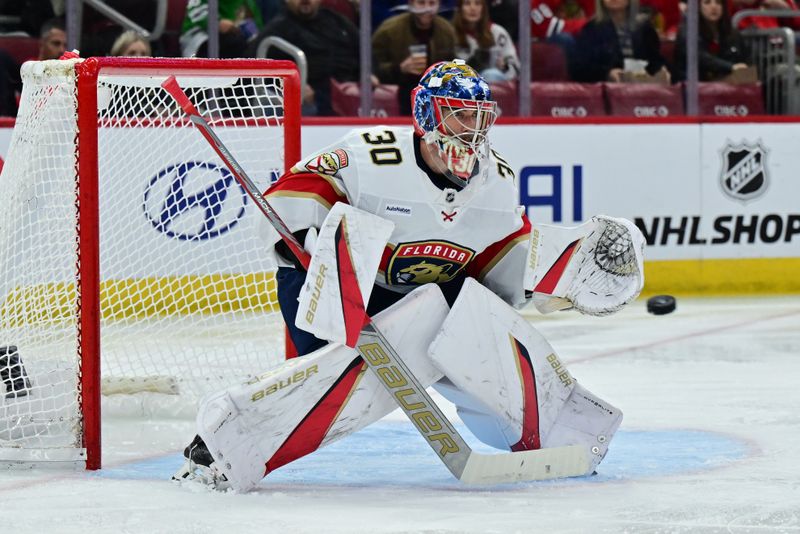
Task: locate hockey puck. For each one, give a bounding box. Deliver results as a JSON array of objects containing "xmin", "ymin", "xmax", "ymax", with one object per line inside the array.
[{"xmin": 647, "ymin": 295, "xmax": 676, "ymax": 315}]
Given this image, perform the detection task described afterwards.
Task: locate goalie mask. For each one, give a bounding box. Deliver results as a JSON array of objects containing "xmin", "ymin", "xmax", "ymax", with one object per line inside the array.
[{"xmin": 412, "ymin": 60, "xmax": 497, "ymax": 188}]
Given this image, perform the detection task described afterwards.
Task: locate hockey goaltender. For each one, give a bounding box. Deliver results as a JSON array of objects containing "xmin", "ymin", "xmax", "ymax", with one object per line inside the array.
[{"xmin": 169, "ymin": 60, "xmax": 646, "ymax": 491}]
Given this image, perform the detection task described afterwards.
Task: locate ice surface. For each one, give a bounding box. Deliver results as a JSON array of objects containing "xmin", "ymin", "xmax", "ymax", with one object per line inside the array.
[{"xmin": 2, "ymin": 296, "xmax": 799, "ymax": 533}]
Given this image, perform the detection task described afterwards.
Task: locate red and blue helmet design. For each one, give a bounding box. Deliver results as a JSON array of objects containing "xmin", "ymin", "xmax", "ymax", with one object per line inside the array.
[
  {"xmin": 412, "ymin": 60, "xmax": 493, "ymax": 135},
  {"xmin": 411, "ymin": 60, "xmax": 497, "ymax": 184}
]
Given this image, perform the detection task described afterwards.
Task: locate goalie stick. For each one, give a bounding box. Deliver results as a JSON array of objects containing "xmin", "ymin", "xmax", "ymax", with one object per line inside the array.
[{"xmin": 161, "ymin": 75, "xmax": 589, "ymax": 484}]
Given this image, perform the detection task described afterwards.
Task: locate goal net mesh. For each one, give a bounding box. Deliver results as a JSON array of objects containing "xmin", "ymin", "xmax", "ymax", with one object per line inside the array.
[{"xmin": 0, "ymin": 59, "xmax": 290, "ymax": 464}]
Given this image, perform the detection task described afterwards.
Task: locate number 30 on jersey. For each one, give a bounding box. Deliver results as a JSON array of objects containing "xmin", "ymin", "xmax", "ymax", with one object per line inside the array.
[{"xmin": 363, "ymin": 130, "xmax": 402, "ymax": 166}]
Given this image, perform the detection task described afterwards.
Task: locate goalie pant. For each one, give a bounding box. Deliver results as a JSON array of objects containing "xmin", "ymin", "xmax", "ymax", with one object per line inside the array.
[{"xmin": 194, "ymin": 280, "xmax": 622, "ymax": 492}]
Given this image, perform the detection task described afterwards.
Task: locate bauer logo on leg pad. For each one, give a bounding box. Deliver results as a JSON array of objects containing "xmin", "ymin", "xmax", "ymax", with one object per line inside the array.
[
  {"xmin": 250, "ymin": 365, "xmax": 319, "ymax": 402},
  {"xmin": 546, "ymin": 354, "xmax": 573, "ymax": 387}
]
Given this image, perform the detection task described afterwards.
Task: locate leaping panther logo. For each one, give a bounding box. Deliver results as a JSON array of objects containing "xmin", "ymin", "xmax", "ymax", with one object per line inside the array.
[
  {"xmin": 398, "ymin": 261, "xmax": 455, "ymax": 284},
  {"xmin": 386, "ymin": 240, "xmax": 474, "ymax": 286}
]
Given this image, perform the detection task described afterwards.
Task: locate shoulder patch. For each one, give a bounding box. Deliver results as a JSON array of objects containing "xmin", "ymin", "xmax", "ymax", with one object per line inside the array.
[{"xmin": 303, "ymin": 149, "xmax": 350, "ymax": 175}]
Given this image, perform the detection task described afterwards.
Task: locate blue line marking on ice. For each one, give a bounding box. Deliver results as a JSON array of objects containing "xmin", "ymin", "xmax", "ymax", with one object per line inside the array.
[{"xmin": 96, "ymin": 423, "xmax": 749, "ymax": 487}]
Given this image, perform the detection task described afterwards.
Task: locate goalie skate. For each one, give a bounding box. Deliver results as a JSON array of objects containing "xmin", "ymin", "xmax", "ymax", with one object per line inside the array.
[{"xmin": 171, "ymin": 435, "xmax": 231, "ymax": 491}]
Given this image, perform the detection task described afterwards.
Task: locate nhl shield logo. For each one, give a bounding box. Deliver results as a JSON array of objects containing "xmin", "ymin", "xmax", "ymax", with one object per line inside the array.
[{"xmin": 719, "ymin": 141, "xmax": 768, "ymax": 202}]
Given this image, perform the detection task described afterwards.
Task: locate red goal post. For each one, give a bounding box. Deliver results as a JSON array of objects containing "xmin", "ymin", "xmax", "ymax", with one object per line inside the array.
[{"xmin": 0, "ymin": 57, "xmax": 301, "ymax": 469}]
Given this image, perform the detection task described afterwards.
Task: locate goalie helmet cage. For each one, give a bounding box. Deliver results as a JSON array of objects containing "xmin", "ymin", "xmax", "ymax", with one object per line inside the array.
[{"xmin": 0, "ymin": 57, "xmax": 301, "ymax": 469}]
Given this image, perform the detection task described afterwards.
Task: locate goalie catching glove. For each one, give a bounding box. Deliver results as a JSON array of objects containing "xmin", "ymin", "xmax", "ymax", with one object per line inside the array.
[{"xmin": 525, "ymin": 216, "xmax": 645, "ymax": 316}]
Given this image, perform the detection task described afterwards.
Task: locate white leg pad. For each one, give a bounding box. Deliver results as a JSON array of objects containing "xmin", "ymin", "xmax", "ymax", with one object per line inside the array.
[
  {"xmin": 433, "ymin": 377, "xmax": 513, "ymax": 450},
  {"xmin": 543, "ymin": 382, "xmax": 623, "ymax": 472},
  {"xmin": 428, "ymin": 278, "xmax": 622, "ymax": 473},
  {"xmin": 196, "ymin": 283, "xmax": 450, "ymax": 492}
]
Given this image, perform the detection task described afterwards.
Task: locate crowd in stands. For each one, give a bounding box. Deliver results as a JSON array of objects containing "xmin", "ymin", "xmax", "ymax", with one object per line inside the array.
[{"xmin": 1, "ymin": 0, "xmax": 799, "ymax": 117}]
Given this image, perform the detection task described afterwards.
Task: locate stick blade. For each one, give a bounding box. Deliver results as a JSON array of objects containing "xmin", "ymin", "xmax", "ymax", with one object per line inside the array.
[{"xmin": 458, "ymin": 445, "xmax": 590, "ymax": 485}]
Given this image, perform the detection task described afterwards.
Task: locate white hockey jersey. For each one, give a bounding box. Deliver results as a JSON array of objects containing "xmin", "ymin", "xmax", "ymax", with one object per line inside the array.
[{"xmin": 264, "ymin": 126, "xmax": 532, "ymax": 307}]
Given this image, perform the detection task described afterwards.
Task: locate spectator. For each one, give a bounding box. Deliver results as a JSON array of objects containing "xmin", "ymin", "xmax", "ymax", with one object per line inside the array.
[
  {"xmin": 109, "ymin": 31, "xmax": 152, "ymax": 57},
  {"xmin": 530, "ymin": 0, "xmax": 594, "ymax": 41},
  {"xmin": 373, "ymin": 0, "xmax": 456, "ymax": 28},
  {"xmin": 529, "ymin": 0, "xmax": 594, "ymax": 75},
  {"xmin": 38, "ymin": 18, "xmax": 67, "ymax": 61},
  {"xmin": 372, "ymin": 0, "xmax": 457, "ymax": 114},
  {"xmin": 249, "ymin": 0, "xmax": 360, "ymax": 116},
  {"xmin": 453, "ymin": 0, "xmax": 520, "ymax": 80},
  {"xmin": 571, "ymin": 0, "xmax": 669, "ymax": 82},
  {"xmin": 181, "ymin": 0, "xmax": 264, "ymax": 58},
  {"xmin": 673, "ymin": 0, "xmax": 750, "ymax": 82}
]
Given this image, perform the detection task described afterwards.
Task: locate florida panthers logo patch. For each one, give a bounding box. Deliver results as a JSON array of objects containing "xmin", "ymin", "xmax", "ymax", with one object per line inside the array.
[
  {"xmin": 386, "ymin": 240, "xmax": 474, "ymax": 286},
  {"xmin": 304, "ymin": 149, "xmax": 349, "ymax": 175}
]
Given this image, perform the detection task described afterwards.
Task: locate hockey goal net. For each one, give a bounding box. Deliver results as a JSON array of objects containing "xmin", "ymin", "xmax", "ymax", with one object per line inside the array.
[{"xmin": 0, "ymin": 57, "xmax": 301, "ymax": 468}]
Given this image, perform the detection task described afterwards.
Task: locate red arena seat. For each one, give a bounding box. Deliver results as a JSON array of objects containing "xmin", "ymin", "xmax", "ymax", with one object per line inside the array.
[
  {"xmin": 530, "ymin": 82, "xmax": 606, "ymax": 117},
  {"xmin": 531, "ymin": 42, "xmax": 569, "ymax": 81},
  {"xmin": 330, "ymin": 79, "xmax": 400, "ymax": 117},
  {"xmin": 488, "ymin": 81, "xmax": 519, "ymax": 117},
  {"xmin": 604, "ymin": 83, "xmax": 685, "ymax": 117},
  {"xmin": 696, "ymin": 82, "xmax": 765, "ymax": 116},
  {"xmin": 0, "ymin": 36, "xmax": 39, "ymax": 65}
]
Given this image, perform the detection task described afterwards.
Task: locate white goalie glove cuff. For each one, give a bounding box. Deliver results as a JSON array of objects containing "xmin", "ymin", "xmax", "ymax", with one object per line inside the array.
[{"xmin": 526, "ymin": 216, "xmax": 645, "ymax": 316}]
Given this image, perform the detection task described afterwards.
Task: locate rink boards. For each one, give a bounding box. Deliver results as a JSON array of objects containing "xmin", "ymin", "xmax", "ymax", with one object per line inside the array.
[
  {"xmin": 299, "ymin": 119, "xmax": 800, "ymax": 296},
  {"xmin": 1, "ymin": 118, "xmax": 798, "ymax": 296}
]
